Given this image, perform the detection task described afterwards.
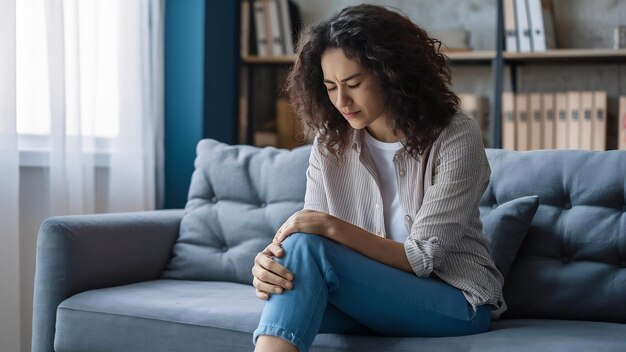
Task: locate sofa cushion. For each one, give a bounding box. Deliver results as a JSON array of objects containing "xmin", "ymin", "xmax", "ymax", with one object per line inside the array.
[
  {"xmin": 480, "ymin": 195, "xmax": 539, "ymax": 279},
  {"xmin": 481, "ymin": 149, "xmax": 626, "ymax": 323},
  {"xmin": 161, "ymin": 140, "xmax": 312, "ymax": 283},
  {"xmin": 54, "ymin": 280, "xmax": 626, "ymax": 352}
]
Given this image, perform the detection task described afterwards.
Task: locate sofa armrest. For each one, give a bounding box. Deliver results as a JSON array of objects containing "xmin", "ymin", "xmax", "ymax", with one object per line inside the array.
[{"xmin": 31, "ymin": 209, "xmax": 184, "ymax": 352}]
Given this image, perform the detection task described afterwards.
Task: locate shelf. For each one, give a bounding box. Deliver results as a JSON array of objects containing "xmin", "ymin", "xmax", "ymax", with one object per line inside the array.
[
  {"xmin": 444, "ymin": 50, "xmax": 496, "ymax": 63},
  {"xmin": 503, "ymin": 49, "xmax": 626, "ymax": 64},
  {"xmin": 241, "ymin": 55, "xmax": 296, "ymax": 64},
  {"xmin": 242, "ymin": 50, "xmax": 498, "ymax": 65}
]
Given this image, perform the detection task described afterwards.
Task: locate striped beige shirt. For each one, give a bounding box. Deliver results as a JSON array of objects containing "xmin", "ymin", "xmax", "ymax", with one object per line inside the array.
[{"xmin": 304, "ymin": 113, "xmax": 506, "ymax": 318}]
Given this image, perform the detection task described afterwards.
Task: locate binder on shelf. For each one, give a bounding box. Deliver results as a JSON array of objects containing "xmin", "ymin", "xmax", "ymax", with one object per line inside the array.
[
  {"xmin": 619, "ymin": 96, "xmax": 626, "ymax": 150},
  {"xmin": 592, "ymin": 91, "xmax": 607, "ymax": 151},
  {"xmin": 252, "ymin": 0, "xmax": 270, "ymax": 56},
  {"xmin": 277, "ymin": 0, "xmax": 300, "ymax": 55},
  {"xmin": 529, "ymin": 93, "xmax": 543, "ymax": 149},
  {"xmin": 555, "ymin": 93, "xmax": 568, "ymax": 149},
  {"xmin": 542, "ymin": 93, "xmax": 555, "ymax": 149},
  {"xmin": 502, "ymin": 92, "xmax": 516, "ymax": 150},
  {"xmin": 268, "ymin": 0, "xmax": 285, "ymax": 56},
  {"xmin": 515, "ymin": 0, "xmax": 533, "ymax": 52},
  {"xmin": 515, "ymin": 94, "xmax": 529, "ymax": 150},
  {"xmin": 526, "ymin": 0, "xmax": 556, "ymax": 51},
  {"xmin": 566, "ymin": 91, "xmax": 581, "ymax": 150},
  {"xmin": 503, "ymin": 0, "xmax": 518, "ymax": 52},
  {"xmin": 580, "ymin": 91, "xmax": 593, "ymax": 150},
  {"xmin": 459, "ymin": 94, "xmax": 489, "ymax": 147}
]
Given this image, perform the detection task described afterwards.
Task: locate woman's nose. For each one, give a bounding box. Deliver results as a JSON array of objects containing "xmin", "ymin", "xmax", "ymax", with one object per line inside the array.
[{"xmin": 335, "ymin": 88, "xmax": 351, "ymax": 108}]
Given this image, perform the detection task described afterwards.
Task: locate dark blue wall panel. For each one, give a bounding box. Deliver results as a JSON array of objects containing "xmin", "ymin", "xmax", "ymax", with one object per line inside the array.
[
  {"xmin": 164, "ymin": 0, "xmax": 238, "ymax": 209},
  {"xmin": 204, "ymin": 1, "xmax": 238, "ymax": 143},
  {"xmin": 164, "ymin": 0, "xmax": 205, "ymax": 209}
]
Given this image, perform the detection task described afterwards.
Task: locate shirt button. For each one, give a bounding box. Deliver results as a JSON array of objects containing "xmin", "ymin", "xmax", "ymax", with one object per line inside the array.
[
  {"xmin": 375, "ymin": 203, "xmax": 380, "ymax": 209},
  {"xmin": 399, "ymin": 170, "xmax": 406, "ymax": 177},
  {"xmin": 404, "ymin": 215, "xmax": 412, "ymax": 222}
]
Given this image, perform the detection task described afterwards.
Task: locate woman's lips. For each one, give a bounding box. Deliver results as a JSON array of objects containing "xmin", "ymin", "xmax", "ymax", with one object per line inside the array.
[{"xmin": 342, "ymin": 111, "xmax": 361, "ymax": 119}]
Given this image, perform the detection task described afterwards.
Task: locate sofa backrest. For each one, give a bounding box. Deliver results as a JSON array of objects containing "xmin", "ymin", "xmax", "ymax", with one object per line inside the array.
[
  {"xmin": 164, "ymin": 139, "xmax": 626, "ymax": 323},
  {"xmin": 162, "ymin": 139, "xmax": 311, "ymax": 283},
  {"xmin": 482, "ymin": 149, "xmax": 626, "ymax": 323}
]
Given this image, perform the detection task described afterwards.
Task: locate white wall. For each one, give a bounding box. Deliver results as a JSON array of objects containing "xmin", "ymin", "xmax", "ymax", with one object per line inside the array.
[{"xmin": 6, "ymin": 165, "xmax": 110, "ymax": 352}]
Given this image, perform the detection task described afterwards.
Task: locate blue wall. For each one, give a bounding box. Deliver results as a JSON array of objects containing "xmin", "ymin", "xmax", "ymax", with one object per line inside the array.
[{"xmin": 164, "ymin": 0, "xmax": 238, "ymax": 209}]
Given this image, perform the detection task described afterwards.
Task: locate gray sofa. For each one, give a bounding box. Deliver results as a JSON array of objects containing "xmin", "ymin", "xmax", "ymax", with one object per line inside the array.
[{"xmin": 32, "ymin": 139, "xmax": 626, "ymax": 352}]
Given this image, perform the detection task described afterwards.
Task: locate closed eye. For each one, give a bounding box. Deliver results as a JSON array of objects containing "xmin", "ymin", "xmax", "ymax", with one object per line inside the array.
[
  {"xmin": 347, "ymin": 83, "xmax": 361, "ymax": 89},
  {"xmin": 326, "ymin": 86, "xmax": 336, "ymax": 92}
]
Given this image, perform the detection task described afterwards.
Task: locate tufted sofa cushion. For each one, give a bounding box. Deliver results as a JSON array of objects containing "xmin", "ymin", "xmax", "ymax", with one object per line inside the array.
[
  {"xmin": 481, "ymin": 149, "xmax": 626, "ymax": 323},
  {"xmin": 161, "ymin": 139, "xmax": 311, "ymax": 284}
]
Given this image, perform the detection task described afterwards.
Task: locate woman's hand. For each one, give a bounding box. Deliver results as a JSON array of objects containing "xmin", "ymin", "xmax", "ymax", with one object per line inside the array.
[
  {"xmin": 272, "ymin": 209, "xmax": 337, "ymax": 244},
  {"xmin": 252, "ymin": 242, "xmax": 294, "ymax": 301}
]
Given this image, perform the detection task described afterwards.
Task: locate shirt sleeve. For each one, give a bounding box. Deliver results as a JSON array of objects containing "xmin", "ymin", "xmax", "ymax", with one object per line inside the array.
[
  {"xmin": 404, "ymin": 118, "xmax": 490, "ymax": 277},
  {"xmin": 303, "ymin": 137, "xmax": 329, "ymax": 213}
]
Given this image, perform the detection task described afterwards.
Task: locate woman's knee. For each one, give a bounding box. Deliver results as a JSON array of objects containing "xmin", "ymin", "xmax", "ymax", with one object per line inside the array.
[{"xmin": 281, "ymin": 232, "xmax": 325, "ymax": 251}]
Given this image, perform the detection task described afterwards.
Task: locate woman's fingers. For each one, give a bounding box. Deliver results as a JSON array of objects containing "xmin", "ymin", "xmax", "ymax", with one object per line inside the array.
[
  {"xmin": 252, "ymin": 262, "xmax": 293, "ymax": 292},
  {"xmin": 259, "ymin": 245, "xmax": 294, "ymax": 282},
  {"xmin": 253, "ymin": 275, "xmax": 285, "ymax": 296},
  {"xmin": 268, "ymin": 242, "xmax": 285, "ymax": 258},
  {"xmin": 255, "ymin": 288, "xmax": 269, "ymax": 300}
]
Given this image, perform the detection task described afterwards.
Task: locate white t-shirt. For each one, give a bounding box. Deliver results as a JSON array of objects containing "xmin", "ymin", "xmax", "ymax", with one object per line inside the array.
[{"xmin": 363, "ymin": 129, "xmax": 409, "ymax": 242}]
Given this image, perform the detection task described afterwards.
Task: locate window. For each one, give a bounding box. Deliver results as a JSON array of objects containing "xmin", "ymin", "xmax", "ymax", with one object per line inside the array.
[{"xmin": 16, "ymin": 0, "xmax": 120, "ymax": 140}]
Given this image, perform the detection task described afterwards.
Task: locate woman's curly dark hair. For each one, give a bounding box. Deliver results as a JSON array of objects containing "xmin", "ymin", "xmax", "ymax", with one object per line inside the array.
[{"xmin": 286, "ymin": 4, "xmax": 460, "ymax": 160}]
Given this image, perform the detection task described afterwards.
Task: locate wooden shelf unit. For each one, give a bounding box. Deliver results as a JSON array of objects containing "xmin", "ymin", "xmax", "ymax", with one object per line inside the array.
[{"xmin": 239, "ymin": 1, "xmax": 625, "ymax": 149}]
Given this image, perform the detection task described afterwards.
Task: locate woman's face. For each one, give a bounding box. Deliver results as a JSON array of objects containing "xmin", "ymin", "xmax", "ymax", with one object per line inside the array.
[{"xmin": 320, "ymin": 48, "xmax": 397, "ymax": 142}]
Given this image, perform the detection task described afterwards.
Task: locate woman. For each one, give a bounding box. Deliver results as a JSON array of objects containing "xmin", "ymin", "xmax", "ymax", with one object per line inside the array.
[{"xmin": 251, "ymin": 4, "xmax": 505, "ymax": 352}]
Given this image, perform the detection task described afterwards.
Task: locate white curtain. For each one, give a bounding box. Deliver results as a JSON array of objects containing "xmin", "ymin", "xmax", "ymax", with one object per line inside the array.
[
  {"xmin": 0, "ymin": 0, "xmax": 164, "ymax": 350},
  {"xmin": 0, "ymin": 0, "xmax": 20, "ymax": 350}
]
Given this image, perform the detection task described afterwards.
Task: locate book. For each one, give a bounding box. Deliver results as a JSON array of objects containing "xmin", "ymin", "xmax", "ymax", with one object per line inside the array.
[
  {"xmin": 254, "ymin": 131, "xmax": 278, "ymax": 147},
  {"xmin": 238, "ymin": 66, "xmax": 249, "ymax": 144},
  {"xmin": 267, "ymin": 0, "xmax": 285, "ymax": 56},
  {"xmin": 502, "ymin": 92, "xmax": 516, "ymax": 150},
  {"xmin": 515, "ymin": 0, "xmax": 533, "ymax": 52},
  {"xmin": 252, "ymin": 0, "xmax": 270, "ymax": 56},
  {"xmin": 277, "ymin": 0, "xmax": 300, "ymax": 55},
  {"xmin": 554, "ymin": 93, "xmax": 568, "ymax": 149},
  {"xmin": 504, "ymin": 0, "xmax": 518, "ymax": 52},
  {"xmin": 541, "ymin": 0, "xmax": 557, "ymax": 49},
  {"xmin": 617, "ymin": 95, "xmax": 626, "ymax": 150},
  {"xmin": 250, "ymin": 66, "xmax": 278, "ymax": 143},
  {"xmin": 459, "ymin": 94, "xmax": 489, "ymax": 146},
  {"xmin": 566, "ymin": 91, "xmax": 581, "ymax": 150},
  {"xmin": 240, "ymin": 0, "xmax": 250, "ymax": 58},
  {"xmin": 529, "ymin": 93, "xmax": 543, "ymax": 149},
  {"xmin": 542, "ymin": 93, "xmax": 555, "ymax": 149},
  {"xmin": 592, "ymin": 91, "xmax": 607, "ymax": 151},
  {"xmin": 276, "ymin": 97, "xmax": 300, "ymax": 148},
  {"xmin": 580, "ymin": 91, "xmax": 593, "ymax": 150},
  {"xmin": 526, "ymin": 0, "xmax": 556, "ymax": 51},
  {"xmin": 515, "ymin": 94, "xmax": 529, "ymax": 150}
]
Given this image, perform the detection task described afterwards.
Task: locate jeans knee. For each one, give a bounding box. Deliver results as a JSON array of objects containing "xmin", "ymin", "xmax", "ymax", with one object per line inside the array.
[{"xmin": 282, "ymin": 232, "xmax": 324, "ymax": 250}]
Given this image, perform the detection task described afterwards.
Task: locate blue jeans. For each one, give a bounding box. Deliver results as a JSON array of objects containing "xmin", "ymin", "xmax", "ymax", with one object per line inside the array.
[{"xmin": 252, "ymin": 233, "xmax": 492, "ymax": 352}]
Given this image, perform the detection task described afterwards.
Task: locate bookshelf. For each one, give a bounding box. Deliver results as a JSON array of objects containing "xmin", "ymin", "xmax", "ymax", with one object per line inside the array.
[
  {"xmin": 503, "ymin": 49, "xmax": 626, "ymax": 63},
  {"xmin": 238, "ymin": 0, "xmax": 626, "ymax": 150}
]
